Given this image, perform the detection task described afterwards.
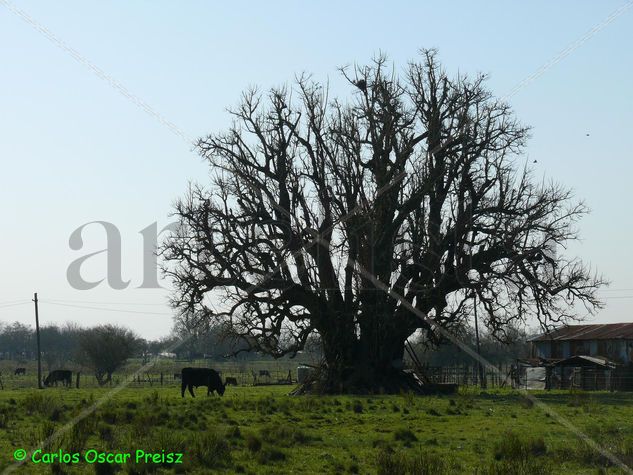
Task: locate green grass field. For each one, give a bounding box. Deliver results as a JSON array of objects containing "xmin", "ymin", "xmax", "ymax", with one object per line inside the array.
[{"xmin": 1, "ymin": 385, "xmax": 633, "ymax": 474}]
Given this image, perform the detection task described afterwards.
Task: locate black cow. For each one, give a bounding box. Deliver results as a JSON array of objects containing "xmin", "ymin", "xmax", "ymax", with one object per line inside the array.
[
  {"xmin": 181, "ymin": 367, "xmax": 225, "ymax": 397},
  {"xmin": 225, "ymin": 377, "xmax": 238, "ymax": 386},
  {"xmin": 14, "ymin": 368, "xmax": 26, "ymax": 376},
  {"xmin": 259, "ymin": 370, "xmax": 271, "ymax": 377},
  {"xmin": 44, "ymin": 370, "xmax": 72, "ymax": 387}
]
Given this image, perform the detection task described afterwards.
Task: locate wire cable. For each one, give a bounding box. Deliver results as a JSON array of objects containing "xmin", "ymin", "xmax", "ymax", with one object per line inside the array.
[
  {"xmin": 45, "ymin": 298, "xmax": 169, "ymax": 307},
  {"xmin": 40, "ymin": 301, "xmax": 173, "ymax": 316},
  {"xmin": 0, "ymin": 301, "xmax": 31, "ymax": 309}
]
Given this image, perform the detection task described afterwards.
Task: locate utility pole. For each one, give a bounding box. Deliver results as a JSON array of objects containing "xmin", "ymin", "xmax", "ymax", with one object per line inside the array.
[
  {"xmin": 33, "ymin": 293, "xmax": 42, "ymax": 389},
  {"xmin": 473, "ymin": 293, "xmax": 486, "ymax": 389}
]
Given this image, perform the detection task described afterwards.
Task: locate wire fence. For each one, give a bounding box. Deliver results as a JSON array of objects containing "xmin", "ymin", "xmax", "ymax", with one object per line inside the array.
[
  {"xmin": 422, "ymin": 363, "xmax": 515, "ymax": 388},
  {"xmin": 0, "ymin": 359, "xmax": 311, "ymax": 390},
  {"xmin": 3, "ymin": 360, "xmax": 633, "ymax": 392}
]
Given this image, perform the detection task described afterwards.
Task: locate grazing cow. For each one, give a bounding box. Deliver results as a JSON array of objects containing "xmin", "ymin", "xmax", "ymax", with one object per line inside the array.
[
  {"xmin": 181, "ymin": 367, "xmax": 225, "ymax": 397},
  {"xmin": 14, "ymin": 368, "xmax": 26, "ymax": 376},
  {"xmin": 259, "ymin": 370, "xmax": 271, "ymax": 377},
  {"xmin": 225, "ymin": 377, "xmax": 238, "ymax": 386},
  {"xmin": 44, "ymin": 370, "xmax": 72, "ymax": 387}
]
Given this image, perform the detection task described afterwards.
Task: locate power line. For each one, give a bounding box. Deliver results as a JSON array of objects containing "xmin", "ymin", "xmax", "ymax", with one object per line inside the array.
[
  {"xmin": 0, "ymin": 299, "xmax": 31, "ymax": 305},
  {"xmin": 0, "ymin": 301, "xmax": 31, "ymax": 309},
  {"xmin": 40, "ymin": 300, "xmax": 174, "ymax": 316},
  {"xmin": 45, "ymin": 298, "xmax": 170, "ymax": 307}
]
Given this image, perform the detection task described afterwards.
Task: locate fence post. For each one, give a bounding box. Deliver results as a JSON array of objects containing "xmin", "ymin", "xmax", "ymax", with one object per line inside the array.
[
  {"xmin": 76, "ymin": 372, "xmax": 80, "ymax": 389},
  {"xmin": 160, "ymin": 373, "xmax": 164, "ymax": 386}
]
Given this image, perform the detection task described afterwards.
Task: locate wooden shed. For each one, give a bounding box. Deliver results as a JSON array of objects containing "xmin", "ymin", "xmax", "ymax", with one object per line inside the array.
[{"xmin": 530, "ymin": 323, "xmax": 633, "ymax": 364}]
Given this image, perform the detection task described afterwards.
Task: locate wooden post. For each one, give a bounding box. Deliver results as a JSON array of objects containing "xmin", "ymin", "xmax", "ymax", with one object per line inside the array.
[
  {"xmin": 160, "ymin": 372, "xmax": 164, "ymax": 386},
  {"xmin": 33, "ymin": 293, "xmax": 43, "ymax": 389},
  {"xmin": 76, "ymin": 372, "xmax": 81, "ymax": 389}
]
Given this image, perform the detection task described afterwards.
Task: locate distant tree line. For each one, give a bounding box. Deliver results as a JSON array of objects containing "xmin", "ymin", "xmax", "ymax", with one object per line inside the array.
[
  {"xmin": 0, "ymin": 321, "xmax": 140, "ymax": 385},
  {"xmin": 410, "ymin": 324, "xmax": 532, "ymax": 366},
  {"xmin": 0, "ymin": 320, "xmax": 531, "ymax": 381},
  {"xmin": 0, "ymin": 320, "xmax": 274, "ymax": 368}
]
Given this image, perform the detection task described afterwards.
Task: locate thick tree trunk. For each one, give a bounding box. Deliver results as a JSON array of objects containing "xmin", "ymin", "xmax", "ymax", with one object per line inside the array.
[{"xmin": 295, "ymin": 320, "xmax": 421, "ymax": 394}]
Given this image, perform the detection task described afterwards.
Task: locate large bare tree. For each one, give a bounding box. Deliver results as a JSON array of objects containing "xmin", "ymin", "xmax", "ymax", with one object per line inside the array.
[{"xmin": 162, "ymin": 51, "xmax": 604, "ymax": 393}]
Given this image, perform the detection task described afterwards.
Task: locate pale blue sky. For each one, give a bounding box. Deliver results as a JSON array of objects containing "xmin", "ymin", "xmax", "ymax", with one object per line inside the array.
[{"xmin": 1, "ymin": 1, "xmax": 632, "ymax": 339}]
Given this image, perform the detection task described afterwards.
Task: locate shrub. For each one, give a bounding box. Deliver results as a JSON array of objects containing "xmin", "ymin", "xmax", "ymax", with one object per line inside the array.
[
  {"xmin": 554, "ymin": 434, "xmax": 633, "ymax": 469},
  {"xmin": 393, "ymin": 428, "xmax": 418, "ymax": 445},
  {"xmin": 131, "ymin": 413, "xmax": 160, "ymax": 438},
  {"xmin": 482, "ymin": 459, "xmax": 551, "ymax": 475},
  {"xmin": 259, "ymin": 424, "xmax": 313, "ymax": 446},
  {"xmin": 376, "ymin": 448, "xmax": 452, "ymax": 475},
  {"xmin": 298, "ymin": 396, "xmax": 322, "ymax": 412},
  {"xmin": 49, "ymin": 407, "xmax": 64, "ymax": 422},
  {"xmin": 226, "ymin": 426, "xmax": 242, "ymax": 439},
  {"xmin": 100, "ymin": 409, "xmax": 118, "ymax": 425},
  {"xmin": 23, "ymin": 392, "xmax": 59, "ymax": 416},
  {"xmin": 255, "ymin": 396, "xmax": 278, "ymax": 415},
  {"xmin": 402, "ymin": 391, "xmax": 416, "ymax": 407},
  {"xmin": 256, "ymin": 446, "xmax": 286, "ymax": 464},
  {"xmin": 143, "ymin": 390, "xmax": 160, "ymax": 406},
  {"xmin": 493, "ymin": 431, "xmax": 547, "ymax": 462},
  {"xmin": 489, "ymin": 430, "xmax": 549, "ymax": 473},
  {"xmin": 94, "ymin": 462, "xmax": 119, "ymax": 475},
  {"xmin": 63, "ymin": 417, "xmax": 95, "ymax": 453},
  {"xmin": 0, "ymin": 407, "xmax": 10, "ymax": 429},
  {"xmin": 190, "ymin": 432, "xmax": 231, "ymax": 468},
  {"xmin": 246, "ymin": 434, "xmax": 262, "ymax": 452},
  {"xmin": 372, "ymin": 439, "xmax": 393, "ymax": 450},
  {"xmin": 519, "ymin": 395, "xmax": 534, "ymax": 409},
  {"xmin": 98, "ymin": 423, "xmax": 115, "ymax": 446},
  {"xmin": 49, "ymin": 462, "xmax": 66, "ymax": 475},
  {"xmin": 40, "ymin": 421, "xmax": 57, "ymax": 451}
]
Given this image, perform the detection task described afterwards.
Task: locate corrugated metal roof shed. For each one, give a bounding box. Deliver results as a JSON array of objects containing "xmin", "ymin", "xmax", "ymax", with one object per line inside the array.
[
  {"xmin": 551, "ymin": 355, "xmax": 617, "ymax": 368},
  {"xmin": 531, "ymin": 323, "xmax": 633, "ymax": 342}
]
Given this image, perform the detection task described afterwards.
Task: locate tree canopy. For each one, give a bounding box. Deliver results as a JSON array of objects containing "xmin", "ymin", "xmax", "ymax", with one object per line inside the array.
[
  {"xmin": 162, "ymin": 51, "xmax": 604, "ymax": 393},
  {"xmin": 79, "ymin": 324, "xmax": 139, "ymax": 386}
]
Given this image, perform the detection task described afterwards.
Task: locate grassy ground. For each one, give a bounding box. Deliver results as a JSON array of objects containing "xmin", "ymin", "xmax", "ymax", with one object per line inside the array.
[{"xmin": 1, "ymin": 386, "xmax": 633, "ymax": 474}]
